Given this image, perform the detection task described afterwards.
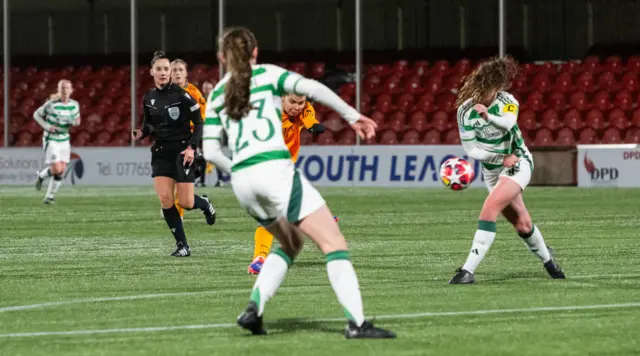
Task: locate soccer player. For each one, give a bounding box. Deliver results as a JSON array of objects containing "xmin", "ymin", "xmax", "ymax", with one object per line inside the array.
[
  {"xmin": 132, "ymin": 51, "xmax": 216, "ymax": 257},
  {"xmin": 33, "ymin": 80, "xmax": 81, "ymax": 204},
  {"xmin": 450, "ymin": 56, "xmax": 565, "ymax": 284},
  {"xmin": 169, "ymin": 58, "xmax": 211, "ymax": 218},
  {"xmin": 202, "ymin": 27, "xmax": 395, "ymax": 339},
  {"xmin": 248, "ymin": 94, "xmax": 326, "ymax": 274}
]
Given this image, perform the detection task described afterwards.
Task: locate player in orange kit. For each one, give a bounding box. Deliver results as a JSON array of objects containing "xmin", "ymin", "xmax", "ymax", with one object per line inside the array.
[
  {"xmin": 248, "ymin": 93, "xmax": 331, "ymax": 274},
  {"xmin": 168, "ymin": 59, "xmax": 214, "ymax": 220}
]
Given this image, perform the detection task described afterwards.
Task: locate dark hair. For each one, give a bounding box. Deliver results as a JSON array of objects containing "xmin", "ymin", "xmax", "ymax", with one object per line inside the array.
[
  {"xmin": 151, "ymin": 50, "xmax": 169, "ymax": 66},
  {"xmin": 456, "ymin": 56, "xmax": 519, "ymax": 107},
  {"xmin": 219, "ymin": 27, "xmax": 258, "ymax": 120}
]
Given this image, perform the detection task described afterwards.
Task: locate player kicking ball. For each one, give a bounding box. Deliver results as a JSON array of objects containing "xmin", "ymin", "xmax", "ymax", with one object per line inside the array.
[{"xmin": 451, "ymin": 56, "xmax": 565, "ymax": 284}]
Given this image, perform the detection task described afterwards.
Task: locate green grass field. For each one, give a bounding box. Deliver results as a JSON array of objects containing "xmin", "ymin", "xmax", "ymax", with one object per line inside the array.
[{"xmin": 1, "ymin": 186, "xmax": 639, "ymax": 356}]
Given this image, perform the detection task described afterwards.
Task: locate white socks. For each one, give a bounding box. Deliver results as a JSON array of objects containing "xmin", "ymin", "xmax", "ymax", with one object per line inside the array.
[
  {"xmin": 250, "ymin": 248, "xmax": 291, "ymax": 316},
  {"xmin": 462, "ymin": 220, "xmax": 497, "ymax": 274},
  {"xmin": 519, "ymin": 225, "xmax": 552, "ymax": 263},
  {"xmin": 326, "ymin": 251, "xmax": 365, "ymax": 326}
]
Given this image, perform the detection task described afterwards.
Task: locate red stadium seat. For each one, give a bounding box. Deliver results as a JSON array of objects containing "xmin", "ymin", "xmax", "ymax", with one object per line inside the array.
[
  {"xmin": 620, "ymin": 73, "xmax": 639, "ymax": 92},
  {"xmin": 604, "ymin": 55, "xmax": 623, "ymax": 74},
  {"xmin": 607, "ymin": 108, "xmax": 629, "ymax": 130},
  {"xmin": 385, "ymin": 114, "xmax": 405, "ymax": 133},
  {"xmin": 541, "ymin": 109, "xmax": 563, "ymax": 131},
  {"xmin": 316, "ymin": 132, "xmax": 336, "ymax": 145},
  {"xmin": 556, "ymin": 128, "xmax": 576, "ymax": 146},
  {"xmin": 563, "ymin": 109, "xmax": 584, "ymax": 131},
  {"xmin": 395, "ymin": 93, "xmax": 415, "ymax": 113},
  {"xmin": 403, "ymin": 76, "xmax": 423, "ymax": 95},
  {"xmin": 593, "ymin": 91, "xmax": 613, "ymax": 111},
  {"xmin": 624, "ymin": 128, "xmax": 640, "ymax": 143},
  {"xmin": 412, "ymin": 60, "xmax": 430, "ymax": 76},
  {"xmin": 569, "ymin": 91, "xmax": 590, "ymax": 111},
  {"xmin": 631, "ymin": 109, "xmax": 640, "ymax": 127},
  {"xmin": 444, "ymin": 129, "xmax": 460, "ymax": 144},
  {"xmin": 546, "ymin": 91, "xmax": 567, "ymax": 110},
  {"xmin": 379, "ymin": 130, "xmax": 399, "ymax": 145},
  {"xmin": 559, "ymin": 61, "xmax": 580, "ymax": 75},
  {"xmin": 597, "ymin": 71, "xmax": 618, "ymax": 91},
  {"xmin": 627, "ymin": 56, "xmax": 640, "ymax": 72},
  {"xmin": 432, "ymin": 60, "xmax": 450, "ymax": 76},
  {"xmin": 310, "ymin": 62, "xmax": 325, "ymax": 79},
  {"xmin": 533, "ymin": 128, "xmax": 554, "ymax": 147},
  {"xmin": 401, "ymin": 130, "xmax": 421, "ymax": 145},
  {"xmin": 552, "ymin": 73, "xmax": 574, "ymax": 93},
  {"xmin": 614, "ymin": 90, "xmax": 634, "ymax": 111},
  {"xmin": 409, "ymin": 111, "xmax": 428, "ymax": 132},
  {"xmin": 581, "ymin": 55, "xmax": 602, "ymax": 73},
  {"xmin": 431, "ymin": 111, "xmax": 450, "ymax": 132},
  {"xmin": 585, "ymin": 109, "xmax": 605, "ymax": 130},
  {"xmin": 370, "ymin": 111, "xmax": 386, "ymax": 129},
  {"xmin": 531, "ymin": 73, "xmax": 551, "ymax": 93},
  {"xmin": 575, "ymin": 73, "xmax": 595, "ymax": 93},
  {"xmin": 601, "ymin": 128, "xmax": 622, "ymax": 144},
  {"xmin": 422, "ymin": 129, "xmax": 441, "ymax": 144},
  {"xmin": 578, "ymin": 128, "xmax": 597, "ymax": 144},
  {"xmin": 519, "ymin": 110, "xmax": 537, "ymax": 132}
]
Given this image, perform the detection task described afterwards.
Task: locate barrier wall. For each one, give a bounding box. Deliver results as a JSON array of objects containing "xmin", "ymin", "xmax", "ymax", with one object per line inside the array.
[
  {"xmin": 0, "ymin": 146, "xmax": 485, "ymax": 187},
  {"xmin": 3, "ymin": 144, "xmax": 638, "ymax": 187},
  {"xmin": 577, "ymin": 144, "xmax": 640, "ymax": 187}
]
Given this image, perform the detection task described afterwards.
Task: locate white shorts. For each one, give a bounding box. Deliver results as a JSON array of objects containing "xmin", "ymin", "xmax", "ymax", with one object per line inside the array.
[
  {"xmin": 44, "ymin": 140, "xmax": 71, "ymax": 165},
  {"xmin": 483, "ymin": 157, "xmax": 533, "ymax": 192},
  {"xmin": 231, "ymin": 159, "xmax": 326, "ymax": 225}
]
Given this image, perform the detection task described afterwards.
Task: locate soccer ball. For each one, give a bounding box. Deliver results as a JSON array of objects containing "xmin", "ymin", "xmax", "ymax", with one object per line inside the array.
[{"xmin": 440, "ymin": 157, "xmax": 474, "ymax": 191}]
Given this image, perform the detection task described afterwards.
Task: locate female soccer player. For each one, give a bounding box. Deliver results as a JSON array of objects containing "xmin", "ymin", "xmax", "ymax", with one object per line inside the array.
[
  {"xmin": 247, "ymin": 93, "xmax": 326, "ymax": 274},
  {"xmin": 132, "ymin": 51, "xmax": 216, "ymax": 257},
  {"xmin": 203, "ymin": 27, "xmax": 395, "ymax": 339},
  {"xmin": 168, "ymin": 58, "xmax": 211, "ymax": 218},
  {"xmin": 450, "ymin": 56, "xmax": 565, "ymax": 284},
  {"xmin": 33, "ymin": 79, "xmax": 81, "ymax": 204}
]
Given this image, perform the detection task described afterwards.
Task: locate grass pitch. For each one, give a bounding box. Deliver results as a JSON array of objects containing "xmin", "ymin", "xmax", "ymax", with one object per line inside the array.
[{"xmin": 1, "ymin": 186, "xmax": 639, "ymax": 355}]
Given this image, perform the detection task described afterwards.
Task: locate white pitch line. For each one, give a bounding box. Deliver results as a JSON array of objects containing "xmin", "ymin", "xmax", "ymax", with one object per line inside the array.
[
  {"xmin": 1, "ymin": 302, "xmax": 640, "ymax": 338},
  {"xmin": 2, "ymin": 273, "xmax": 639, "ymax": 314}
]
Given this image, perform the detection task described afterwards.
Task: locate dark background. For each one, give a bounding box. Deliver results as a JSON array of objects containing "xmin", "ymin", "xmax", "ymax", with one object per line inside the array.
[{"xmin": 2, "ymin": 0, "xmax": 640, "ymax": 65}]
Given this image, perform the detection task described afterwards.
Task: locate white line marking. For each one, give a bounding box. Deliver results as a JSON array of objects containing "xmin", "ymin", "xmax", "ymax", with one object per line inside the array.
[
  {"xmin": 2, "ymin": 273, "xmax": 639, "ymax": 314},
  {"xmin": 1, "ymin": 302, "xmax": 639, "ymax": 338}
]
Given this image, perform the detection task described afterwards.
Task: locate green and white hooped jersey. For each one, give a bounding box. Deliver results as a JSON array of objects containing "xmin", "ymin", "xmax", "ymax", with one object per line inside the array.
[
  {"xmin": 457, "ymin": 92, "xmax": 533, "ymax": 170},
  {"xmin": 203, "ymin": 64, "xmax": 302, "ymax": 172},
  {"xmin": 35, "ymin": 99, "xmax": 80, "ymax": 142}
]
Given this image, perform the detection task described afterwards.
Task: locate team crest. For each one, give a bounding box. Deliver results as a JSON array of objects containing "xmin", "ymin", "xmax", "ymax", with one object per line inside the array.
[{"xmin": 168, "ymin": 107, "xmax": 180, "ymax": 120}]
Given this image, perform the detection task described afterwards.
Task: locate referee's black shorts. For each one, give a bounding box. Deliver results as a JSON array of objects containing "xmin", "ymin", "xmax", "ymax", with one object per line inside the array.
[{"xmin": 151, "ymin": 140, "xmax": 196, "ymax": 183}]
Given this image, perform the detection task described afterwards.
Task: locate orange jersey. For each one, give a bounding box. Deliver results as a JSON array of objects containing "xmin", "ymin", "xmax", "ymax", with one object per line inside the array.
[
  {"xmin": 182, "ymin": 82, "xmax": 206, "ymax": 131},
  {"xmin": 282, "ymin": 102, "xmax": 318, "ymax": 162}
]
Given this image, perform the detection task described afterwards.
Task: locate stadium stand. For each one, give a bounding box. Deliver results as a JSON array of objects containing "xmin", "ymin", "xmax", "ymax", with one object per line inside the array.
[{"xmin": 3, "ymin": 55, "xmax": 640, "ymax": 146}]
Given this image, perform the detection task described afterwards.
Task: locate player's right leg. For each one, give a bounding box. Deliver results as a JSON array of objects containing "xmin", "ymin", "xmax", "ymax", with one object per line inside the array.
[
  {"xmin": 296, "ymin": 204, "xmax": 396, "ymax": 339},
  {"xmin": 502, "ymin": 195, "xmax": 565, "ymax": 279},
  {"xmin": 154, "ymin": 177, "xmax": 190, "ymax": 257},
  {"xmin": 450, "ymin": 176, "xmax": 523, "ymax": 284}
]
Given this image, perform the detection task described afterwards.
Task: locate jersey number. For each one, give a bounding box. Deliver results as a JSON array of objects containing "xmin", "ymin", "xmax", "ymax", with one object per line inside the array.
[{"xmin": 228, "ymin": 98, "xmax": 275, "ymax": 154}]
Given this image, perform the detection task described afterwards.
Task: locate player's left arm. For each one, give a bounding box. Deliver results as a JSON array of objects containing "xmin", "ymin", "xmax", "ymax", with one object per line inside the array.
[
  {"xmin": 485, "ymin": 95, "xmax": 519, "ymax": 130},
  {"xmin": 72, "ymin": 102, "xmax": 81, "ymax": 126},
  {"xmin": 182, "ymin": 91, "xmax": 203, "ymax": 148},
  {"xmin": 299, "ymin": 103, "xmax": 325, "ymax": 134}
]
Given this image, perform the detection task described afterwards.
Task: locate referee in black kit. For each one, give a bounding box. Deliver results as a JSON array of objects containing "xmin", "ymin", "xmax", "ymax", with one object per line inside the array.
[{"xmin": 132, "ymin": 51, "xmax": 216, "ymax": 257}]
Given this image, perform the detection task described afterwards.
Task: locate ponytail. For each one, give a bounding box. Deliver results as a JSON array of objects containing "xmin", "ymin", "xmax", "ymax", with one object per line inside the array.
[{"xmin": 219, "ymin": 27, "xmax": 258, "ymax": 120}]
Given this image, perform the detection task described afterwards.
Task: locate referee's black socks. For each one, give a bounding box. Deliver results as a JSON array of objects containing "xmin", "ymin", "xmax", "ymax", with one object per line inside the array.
[
  {"xmin": 162, "ymin": 205, "xmax": 188, "ymax": 245},
  {"xmin": 191, "ymin": 195, "xmax": 209, "ymax": 211}
]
